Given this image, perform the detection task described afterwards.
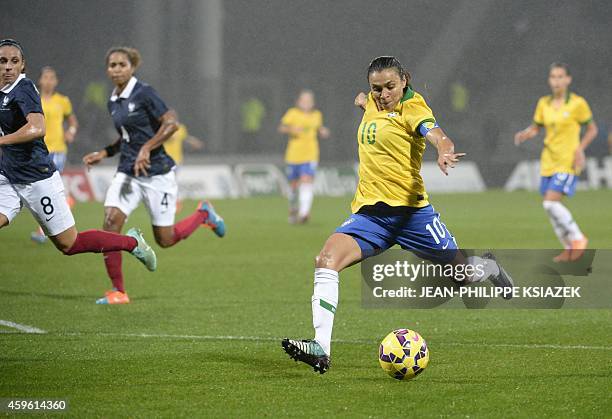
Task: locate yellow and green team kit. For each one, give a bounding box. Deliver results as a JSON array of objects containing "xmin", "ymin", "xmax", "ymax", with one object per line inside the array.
[
  {"xmin": 281, "ymin": 107, "xmax": 323, "ymax": 164},
  {"xmin": 533, "ymin": 92, "xmax": 593, "ymax": 176},
  {"xmin": 41, "ymin": 93, "xmax": 73, "ymax": 153},
  {"xmin": 352, "ymin": 86, "xmax": 436, "ymax": 213}
]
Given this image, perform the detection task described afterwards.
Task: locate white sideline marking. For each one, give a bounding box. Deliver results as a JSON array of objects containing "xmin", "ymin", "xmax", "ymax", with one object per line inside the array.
[
  {"xmin": 5, "ymin": 328, "xmax": 610, "ymax": 351},
  {"xmin": 57, "ymin": 332, "xmax": 612, "ymax": 351},
  {"xmin": 0, "ymin": 320, "xmax": 46, "ymax": 334}
]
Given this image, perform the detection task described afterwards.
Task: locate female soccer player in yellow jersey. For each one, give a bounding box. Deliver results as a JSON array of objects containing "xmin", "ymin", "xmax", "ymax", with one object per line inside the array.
[
  {"xmin": 515, "ymin": 63, "xmax": 598, "ymax": 262},
  {"xmin": 278, "ymin": 89, "xmax": 330, "ymax": 224},
  {"xmin": 31, "ymin": 66, "xmax": 79, "ymax": 243},
  {"xmin": 282, "ymin": 56, "xmax": 513, "ymax": 373}
]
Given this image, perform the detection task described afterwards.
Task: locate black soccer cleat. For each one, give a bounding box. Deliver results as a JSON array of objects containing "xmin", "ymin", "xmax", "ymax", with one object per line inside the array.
[
  {"xmin": 483, "ymin": 252, "xmax": 514, "ymax": 300},
  {"xmin": 282, "ymin": 338, "xmax": 330, "ymax": 374}
]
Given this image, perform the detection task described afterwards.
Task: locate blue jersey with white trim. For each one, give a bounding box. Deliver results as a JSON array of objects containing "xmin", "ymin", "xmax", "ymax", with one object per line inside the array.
[
  {"xmin": 0, "ymin": 74, "xmax": 56, "ymax": 184},
  {"xmin": 107, "ymin": 78, "xmax": 175, "ymax": 177}
]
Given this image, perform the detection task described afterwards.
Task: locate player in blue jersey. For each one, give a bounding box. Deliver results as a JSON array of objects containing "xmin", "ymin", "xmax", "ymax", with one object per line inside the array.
[
  {"xmin": 82, "ymin": 46, "xmax": 225, "ymax": 305},
  {"xmin": 0, "ymin": 39, "xmax": 157, "ymax": 271}
]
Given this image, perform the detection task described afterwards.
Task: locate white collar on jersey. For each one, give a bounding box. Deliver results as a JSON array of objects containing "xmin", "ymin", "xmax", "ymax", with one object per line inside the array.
[
  {"xmin": 1, "ymin": 73, "xmax": 26, "ymax": 94},
  {"xmin": 110, "ymin": 76, "xmax": 138, "ymax": 102}
]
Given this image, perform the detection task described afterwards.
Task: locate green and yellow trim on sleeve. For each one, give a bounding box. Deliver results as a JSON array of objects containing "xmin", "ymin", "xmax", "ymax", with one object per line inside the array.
[{"xmin": 580, "ymin": 118, "xmax": 593, "ymax": 126}]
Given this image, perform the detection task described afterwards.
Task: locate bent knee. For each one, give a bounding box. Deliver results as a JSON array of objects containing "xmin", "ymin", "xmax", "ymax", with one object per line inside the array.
[
  {"xmin": 155, "ymin": 237, "xmax": 175, "ymax": 248},
  {"xmin": 56, "ymin": 239, "xmax": 75, "ymax": 255},
  {"xmin": 59, "ymin": 245, "xmax": 73, "ymax": 255}
]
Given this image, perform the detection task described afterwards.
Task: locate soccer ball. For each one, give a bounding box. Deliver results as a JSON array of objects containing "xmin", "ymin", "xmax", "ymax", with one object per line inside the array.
[{"xmin": 378, "ymin": 328, "xmax": 429, "ymax": 380}]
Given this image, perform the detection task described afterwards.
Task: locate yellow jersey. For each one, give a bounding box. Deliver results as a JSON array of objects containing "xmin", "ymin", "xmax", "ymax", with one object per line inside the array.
[
  {"xmin": 351, "ymin": 87, "xmax": 435, "ymax": 213},
  {"xmin": 281, "ymin": 107, "xmax": 323, "ymax": 164},
  {"xmin": 164, "ymin": 123, "xmax": 188, "ymax": 164},
  {"xmin": 41, "ymin": 93, "xmax": 73, "ymax": 153},
  {"xmin": 533, "ymin": 92, "xmax": 593, "ymax": 176}
]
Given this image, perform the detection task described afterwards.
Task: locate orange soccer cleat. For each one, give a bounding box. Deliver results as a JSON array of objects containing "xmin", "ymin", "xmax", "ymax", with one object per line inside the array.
[
  {"xmin": 568, "ymin": 236, "xmax": 588, "ymax": 262},
  {"xmin": 553, "ymin": 236, "xmax": 588, "ymax": 263},
  {"xmin": 553, "ymin": 249, "xmax": 571, "ymax": 263},
  {"xmin": 96, "ymin": 290, "xmax": 130, "ymax": 305}
]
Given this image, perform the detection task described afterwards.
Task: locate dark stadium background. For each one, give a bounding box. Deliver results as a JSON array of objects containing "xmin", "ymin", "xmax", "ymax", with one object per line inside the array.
[
  {"xmin": 3, "ymin": 0, "xmax": 610, "ymax": 187},
  {"xmin": 2, "ymin": 2, "xmax": 612, "ymax": 416}
]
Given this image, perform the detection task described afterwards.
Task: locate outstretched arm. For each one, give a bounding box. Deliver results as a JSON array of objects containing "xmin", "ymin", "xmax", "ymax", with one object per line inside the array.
[
  {"xmin": 278, "ymin": 123, "xmax": 303, "ymax": 135},
  {"xmin": 514, "ymin": 124, "xmax": 541, "ymax": 145},
  {"xmin": 425, "ymin": 128, "xmax": 466, "ymax": 176},
  {"xmin": 185, "ymin": 135, "xmax": 204, "ymax": 151},
  {"xmin": 82, "ymin": 137, "xmax": 121, "ymax": 169}
]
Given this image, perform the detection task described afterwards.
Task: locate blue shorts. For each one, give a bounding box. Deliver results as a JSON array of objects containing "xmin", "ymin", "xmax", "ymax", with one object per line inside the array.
[
  {"xmin": 540, "ymin": 173, "xmax": 577, "ymax": 197},
  {"xmin": 335, "ymin": 204, "xmax": 458, "ymax": 263},
  {"xmin": 286, "ymin": 162, "xmax": 317, "ymax": 181},
  {"xmin": 49, "ymin": 152, "xmax": 67, "ymax": 173}
]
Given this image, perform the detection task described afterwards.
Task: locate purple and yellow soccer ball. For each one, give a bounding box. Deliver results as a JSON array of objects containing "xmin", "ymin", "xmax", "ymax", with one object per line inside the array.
[{"xmin": 378, "ymin": 328, "xmax": 430, "ymax": 380}]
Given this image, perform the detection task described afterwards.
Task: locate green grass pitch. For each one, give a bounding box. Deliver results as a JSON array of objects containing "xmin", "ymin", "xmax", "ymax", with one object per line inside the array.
[{"xmin": 1, "ymin": 190, "xmax": 611, "ymax": 417}]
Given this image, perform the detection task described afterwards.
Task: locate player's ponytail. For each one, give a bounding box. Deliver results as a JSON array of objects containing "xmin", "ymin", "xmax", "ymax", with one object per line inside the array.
[{"xmin": 367, "ymin": 56, "xmax": 411, "ymax": 90}]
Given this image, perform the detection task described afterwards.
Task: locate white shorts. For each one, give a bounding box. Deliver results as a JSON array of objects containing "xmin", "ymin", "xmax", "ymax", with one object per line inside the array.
[
  {"xmin": 0, "ymin": 171, "xmax": 75, "ymax": 236},
  {"xmin": 104, "ymin": 171, "xmax": 178, "ymax": 227}
]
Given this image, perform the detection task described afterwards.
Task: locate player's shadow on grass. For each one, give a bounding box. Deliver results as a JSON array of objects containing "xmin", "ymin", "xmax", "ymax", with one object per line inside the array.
[
  {"xmin": 0, "ymin": 288, "xmax": 158, "ymax": 302},
  {"xmin": 171, "ymin": 347, "xmax": 316, "ymax": 378}
]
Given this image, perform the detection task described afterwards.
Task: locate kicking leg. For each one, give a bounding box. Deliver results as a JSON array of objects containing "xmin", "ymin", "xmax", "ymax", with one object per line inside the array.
[{"xmin": 48, "ymin": 225, "xmax": 156, "ymax": 273}]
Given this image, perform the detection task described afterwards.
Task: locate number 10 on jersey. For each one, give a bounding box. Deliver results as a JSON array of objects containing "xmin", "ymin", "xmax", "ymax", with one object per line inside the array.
[{"xmin": 360, "ymin": 122, "xmax": 376, "ymax": 144}]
